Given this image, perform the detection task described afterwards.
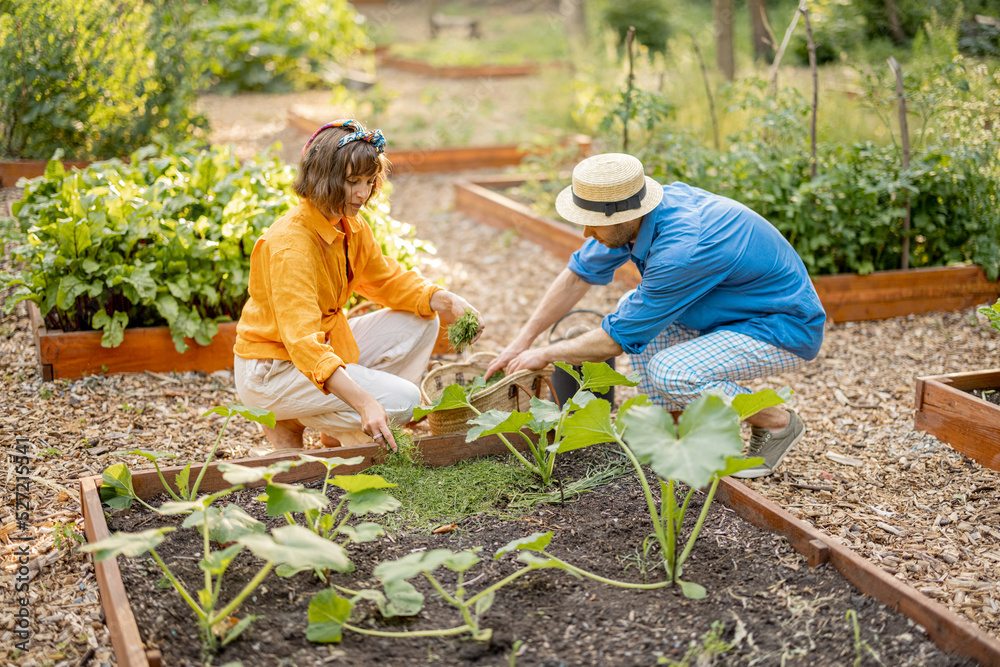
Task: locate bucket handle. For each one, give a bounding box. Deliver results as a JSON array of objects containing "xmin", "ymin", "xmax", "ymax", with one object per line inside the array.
[{"xmin": 548, "ymin": 309, "xmax": 606, "ymax": 344}]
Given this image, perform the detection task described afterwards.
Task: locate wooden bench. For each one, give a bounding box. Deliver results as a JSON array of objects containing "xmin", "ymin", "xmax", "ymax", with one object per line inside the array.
[{"xmin": 429, "ymin": 13, "xmax": 481, "ymax": 39}]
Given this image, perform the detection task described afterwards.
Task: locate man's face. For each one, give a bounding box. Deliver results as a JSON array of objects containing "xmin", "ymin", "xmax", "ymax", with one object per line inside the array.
[{"xmin": 583, "ymin": 217, "xmax": 642, "ymax": 249}]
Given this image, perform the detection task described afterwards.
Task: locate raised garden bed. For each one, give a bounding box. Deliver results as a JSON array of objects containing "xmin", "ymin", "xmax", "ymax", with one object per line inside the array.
[
  {"xmin": 0, "ymin": 158, "xmax": 93, "ymax": 187},
  {"xmin": 80, "ymin": 435, "xmax": 1000, "ymax": 666},
  {"xmin": 28, "ymin": 302, "xmax": 455, "ymax": 381},
  {"xmin": 287, "ymin": 110, "xmax": 590, "ymax": 174},
  {"xmin": 378, "ymin": 52, "xmax": 544, "ymax": 78},
  {"xmin": 455, "ymin": 176, "xmax": 1000, "ymax": 321},
  {"xmin": 914, "ymin": 369, "xmax": 1000, "ymax": 472}
]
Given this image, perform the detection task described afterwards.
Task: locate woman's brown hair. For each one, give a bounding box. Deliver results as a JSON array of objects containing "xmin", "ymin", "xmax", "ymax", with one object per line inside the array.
[{"xmin": 294, "ymin": 125, "xmax": 391, "ymax": 219}]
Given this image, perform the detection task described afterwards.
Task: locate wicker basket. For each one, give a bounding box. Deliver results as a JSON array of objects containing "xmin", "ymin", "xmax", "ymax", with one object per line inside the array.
[{"xmin": 419, "ymin": 352, "xmax": 555, "ymax": 435}]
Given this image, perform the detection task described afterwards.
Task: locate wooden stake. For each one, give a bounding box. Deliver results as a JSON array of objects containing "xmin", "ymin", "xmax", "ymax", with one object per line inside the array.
[
  {"xmin": 769, "ymin": 0, "xmax": 806, "ymax": 95},
  {"xmin": 888, "ymin": 56, "xmax": 911, "ymax": 270},
  {"xmin": 690, "ymin": 33, "xmax": 721, "ymax": 151},
  {"xmin": 624, "ymin": 26, "xmax": 635, "ymax": 153},
  {"xmin": 802, "ymin": 4, "xmax": 818, "ymax": 180}
]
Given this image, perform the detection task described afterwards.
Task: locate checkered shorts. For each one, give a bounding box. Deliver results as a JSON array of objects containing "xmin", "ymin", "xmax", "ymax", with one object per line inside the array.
[{"xmin": 629, "ymin": 322, "xmax": 807, "ymax": 411}]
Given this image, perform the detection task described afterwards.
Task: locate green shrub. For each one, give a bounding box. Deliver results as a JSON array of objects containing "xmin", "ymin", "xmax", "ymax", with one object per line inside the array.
[
  {"xmin": 601, "ymin": 0, "xmax": 672, "ymax": 56},
  {"xmin": 4, "ymin": 142, "xmax": 434, "ymax": 351},
  {"xmin": 0, "ymin": 0, "xmax": 205, "ymax": 160},
  {"xmin": 190, "ymin": 0, "xmax": 370, "ymax": 93}
]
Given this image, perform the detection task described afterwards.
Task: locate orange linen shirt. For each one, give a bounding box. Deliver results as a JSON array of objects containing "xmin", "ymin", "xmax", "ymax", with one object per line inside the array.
[{"xmin": 234, "ymin": 200, "xmax": 441, "ymax": 393}]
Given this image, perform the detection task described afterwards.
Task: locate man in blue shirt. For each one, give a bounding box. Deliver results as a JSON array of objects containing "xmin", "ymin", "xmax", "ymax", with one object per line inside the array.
[{"xmin": 486, "ymin": 153, "xmax": 826, "ymax": 478}]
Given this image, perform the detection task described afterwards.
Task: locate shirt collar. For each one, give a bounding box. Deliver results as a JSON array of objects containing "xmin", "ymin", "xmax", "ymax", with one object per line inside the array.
[
  {"xmin": 630, "ymin": 211, "xmax": 655, "ymax": 263},
  {"xmin": 299, "ymin": 199, "xmax": 364, "ymax": 244}
]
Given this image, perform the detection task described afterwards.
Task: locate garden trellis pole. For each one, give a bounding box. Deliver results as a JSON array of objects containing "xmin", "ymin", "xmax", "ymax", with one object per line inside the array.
[
  {"xmin": 888, "ymin": 56, "xmax": 911, "ymax": 270},
  {"xmin": 769, "ymin": 0, "xmax": 807, "ymax": 95},
  {"xmin": 802, "ymin": 4, "xmax": 818, "ymax": 179},
  {"xmin": 623, "ymin": 26, "xmax": 635, "ymax": 153},
  {"xmin": 690, "ymin": 33, "xmax": 721, "ymax": 151}
]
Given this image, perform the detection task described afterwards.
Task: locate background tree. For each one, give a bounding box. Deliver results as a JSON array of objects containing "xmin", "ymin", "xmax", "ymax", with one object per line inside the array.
[
  {"xmin": 749, "ymin": 0, "xmax": 776, "ymax": 60},
  {"xmin": 714, "ymin": 0, "xmax": 735, "ymax": 80}
]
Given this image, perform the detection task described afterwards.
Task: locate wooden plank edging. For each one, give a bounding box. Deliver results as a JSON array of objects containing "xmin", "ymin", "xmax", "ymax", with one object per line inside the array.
[
  {"xmin": 81, "ymin": 435, "xmax": 1000, "ymax": 665},
  {"xmin": 718, "ymin": 477, "xmax": 1000, "ymax": 665},
  {"xmin": 914, "ymin": 370, "xmax": 1000, "ymax": 471},
  {"xmin": 454, "ymin": 177, "xmax": 1000, "ymax": 322}
]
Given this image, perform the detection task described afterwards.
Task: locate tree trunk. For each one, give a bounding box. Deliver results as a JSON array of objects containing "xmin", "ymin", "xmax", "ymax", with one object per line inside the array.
[
  {"xmin": 560, "ymin": 0, "xmax": 588, "ymax": 49},
  {"xmin": 749, "ymin": 0, "xmax": 775, "ymax": 60},
  {"xmin": 714, "ymin": 0, "xmax": 735, "ymax": 80},
  {"xmin": 885, "ymin": 0, "xmax": 905, "ymax": 45}
]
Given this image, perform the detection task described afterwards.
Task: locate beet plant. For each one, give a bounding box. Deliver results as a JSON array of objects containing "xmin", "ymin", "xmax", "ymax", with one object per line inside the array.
[{"xmin": 414, "ymin": 361, "xmax": 639, "ymax": 486}]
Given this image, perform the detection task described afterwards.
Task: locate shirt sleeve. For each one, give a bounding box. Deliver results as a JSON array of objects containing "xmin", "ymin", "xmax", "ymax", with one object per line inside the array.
[
  {"xmin": 268, "ymin": 247, "xmax": 346, "ymax": 392},
  {"xmin": 567, "ymin": 238, "xmax": 631, "ymax": 285},
  {"xmin": 352, "ymin": 223, "xmax": 442, "ymax": 317},
  {"xmin": 603, "ymin": 255, "xmax": 728, "ymax": 354}
]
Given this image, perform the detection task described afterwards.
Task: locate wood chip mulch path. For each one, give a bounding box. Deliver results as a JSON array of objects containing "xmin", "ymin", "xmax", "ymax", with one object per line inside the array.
[{"xmin": 2, "ymin": 173, "xmax": 999, "ymax": 666}]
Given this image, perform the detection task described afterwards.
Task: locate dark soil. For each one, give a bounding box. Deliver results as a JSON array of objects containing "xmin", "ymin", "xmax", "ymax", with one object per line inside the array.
[
  {"xmin": 969, "ymin": 387, "xmax": 1000, "ymax": 406},
  {"xmin": 110, "ymin": 446, "xmax": 978, "ymax": 667}
]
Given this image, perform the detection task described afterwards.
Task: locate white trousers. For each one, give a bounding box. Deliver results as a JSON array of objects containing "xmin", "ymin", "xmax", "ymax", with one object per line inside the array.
[{"xmin": 234, "ymin": 309, "xmax": 439, "ymax": 445}]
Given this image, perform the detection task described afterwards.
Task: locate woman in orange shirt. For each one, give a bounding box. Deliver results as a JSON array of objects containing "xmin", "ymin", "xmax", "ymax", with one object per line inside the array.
[{"xmin": 234, "ymin": 120, "xmax": 482, "ymax": 452}]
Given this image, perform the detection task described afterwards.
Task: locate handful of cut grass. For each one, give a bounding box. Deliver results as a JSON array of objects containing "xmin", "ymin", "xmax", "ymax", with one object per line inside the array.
[{"xmin": 447, "ymin": 309, "xmax": 481, "ymax": 353}]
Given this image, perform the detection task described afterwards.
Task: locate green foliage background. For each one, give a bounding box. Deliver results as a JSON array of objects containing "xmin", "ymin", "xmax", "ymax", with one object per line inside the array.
[{"xmin": 3, "ymin": 143, "xmax": 434, "ymax": 350}]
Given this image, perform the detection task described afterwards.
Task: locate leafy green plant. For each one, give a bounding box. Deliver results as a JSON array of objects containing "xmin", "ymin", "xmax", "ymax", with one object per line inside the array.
[
  {"xmin": 100, "ymin": 404, "xmax": 276, "ymax": 509},
  {"xmin": 980, "ymin": 298, "xmax": 1000, "ymax": 333},
  {"xmin": 81, "ymin": 512, "xmax": 351, "ymax": 655},
  {"xmin": 414, "ymin": 362, "xmax": 640, "ymax": 486},
  {"xmin": 52, "ymin": 520, "xmax": 86, "ymax": 550},
  {"xmin": 0, "ymin": 0, "xmax": 205, "ymax": 160},
  {"xmin": 189, "ymin": 0, "xmax": 369, "ymax": 94},
  {"xmin": 4, "ymin": 144, "xmax": 434, "ymax": 349},
  {"xmin": 548, "ymin": 386, "xmax": 788, "ymax": 598},
  {"xmin": 217, "ymin": 454, "xmax": 400, "ymax": 579},
  {"xmin": 447, "ymin": 309, "xmax": 481, "ymax": 353}
]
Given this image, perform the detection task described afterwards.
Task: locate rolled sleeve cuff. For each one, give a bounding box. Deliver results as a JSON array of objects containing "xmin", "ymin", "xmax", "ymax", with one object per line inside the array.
[
  {"xmin": 311, "ymin": 354, "xmax": 347, "ymax": 394},
  {"xmin": 416, "ymin": 283, "xmax": 444, "ymax": 319},
  {"xmin": 602, "ymin": 317, "xmax": 644, "ymax": 355}
]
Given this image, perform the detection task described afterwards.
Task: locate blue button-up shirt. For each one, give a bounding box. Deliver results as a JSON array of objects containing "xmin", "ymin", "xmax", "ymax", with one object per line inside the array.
[{"xmin": 567, "ymin": 182, "xmax": 826, "ymax": 360}]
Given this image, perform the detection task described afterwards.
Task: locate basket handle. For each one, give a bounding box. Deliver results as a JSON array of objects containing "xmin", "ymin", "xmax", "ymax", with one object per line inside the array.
[{"xmin": 510, "ymin": 375, "xmax": 557, "ymax": 411}]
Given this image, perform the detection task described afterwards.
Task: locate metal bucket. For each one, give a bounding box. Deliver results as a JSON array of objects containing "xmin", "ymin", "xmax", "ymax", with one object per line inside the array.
[{"xmin": 548, "ymin": 310, "xmax": 616, "ymax": 408}]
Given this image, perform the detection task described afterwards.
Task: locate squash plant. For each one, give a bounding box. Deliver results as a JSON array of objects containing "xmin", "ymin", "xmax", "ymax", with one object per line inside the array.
[
  {"xmin": 414, "ymin": 362, "xmax": 640, "ymax": 486},
  {"xmin": 4, "ymin": 141, "xmax": 433, "ymax": 352}
]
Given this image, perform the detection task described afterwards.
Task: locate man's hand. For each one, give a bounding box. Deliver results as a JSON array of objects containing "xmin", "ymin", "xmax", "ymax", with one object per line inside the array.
[
  {"xmin": 504, "ymin": 347, "xmax": 552, "ymax": 374},
  {"xmin": 485, "ymin": 340, "xmax": 529, "ymax": 376},
  {"xmin": 430, "ymin": 290, "xmax": 484, "ymax": 343}
]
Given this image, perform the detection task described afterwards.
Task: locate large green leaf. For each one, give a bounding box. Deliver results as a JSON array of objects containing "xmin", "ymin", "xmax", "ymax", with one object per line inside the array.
[
  {"xmin": 465, "ymin": 409, "xmax": 534, "ymax": 442},
  {"xmin": 80, "ymin": 528, "xmax": 174, "ymax": 561},
  {"xmin": 620, "ymin": 396, "xmax": 743, "ymax": 489},
  {"xmin": 306, "ymin": 590, "xmax": 352, "ymax": 643},
  {"xmin": 380, "ymin": 579, "xmax": 425, "ymax": 617},
  {"xmin": 183, "ymin": 504, "xmax": 265, "ymax": 543},
  {"xmin": 495, "ymin": 532, "xmax": 553, "ymax": 558},
  {"xmin": 731, "ymin": 387, "xmax": 792, "ymax": 421},
  {"xmin": 202, "ymin": 404, "xmax": 277, "ymax": 428},
  {"xmin": 526, "ymin": 397, "xmax": 561, "ymax": 434},
  {"xmin": 124, "ymin": 449, "xmax": 178, "ymax": 463},
  {"xmin": 264, "ymin": 482, "xmax": 328, "ymax": 516},
  {"xmin": 444, "ymin": 551, "xmax": 480, "ymax": 573},
  {"xmin": 198, "ymin": 543, "xmax": 244, "ymax": 576},
  {"xmin": 99, "ymin": 463, "xmax": 136, "ymax": 509},
  {"xmin": 614, "ymin": 394, "xmax": 652, "ymax": 434},
  {"xmin": 218, "ymin": 460, "xmax": 297, "ymax": 485},
  {"xmin": 337, "ymin": 522, "xmax": 384, "ymax": 543},
  {"xmin": 578, "ymin": 361, "xmax": 641, "ymax": 392},
  {"xmin": 331, "ymin": 474, "xmax": 396, "ymax": 494},
  {"xmin": 297, "ymin": 453, "xmax": 366, "ymax": 471},
  {"xmin": 346, "ymin": 489, "xmax": 401, "ymax": 515},
  {"xmin": 551, "ymin": 399, "xmax": 616, "ymax": 453},
  {"xmin": 412, "ymin": 384, "xmax": 471, "ymax": 420},
  {"xmin": 238, "ymin": 525, "xmax": 352, "ymax": 572},
  {"xmin": 374, "ymin": 549, "xmax": 455, "ymax": 582}
]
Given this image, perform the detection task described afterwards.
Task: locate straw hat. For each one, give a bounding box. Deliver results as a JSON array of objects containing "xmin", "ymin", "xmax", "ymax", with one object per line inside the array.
[{"xmin": 555, "ymin": 153, "xmax": 663, "ymax": 227}]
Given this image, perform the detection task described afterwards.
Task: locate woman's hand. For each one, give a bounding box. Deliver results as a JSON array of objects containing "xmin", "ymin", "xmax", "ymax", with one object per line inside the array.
[
  {"xmin": 430, "ymin": 290, "xmax": 485, "ymax": 343},
  {"xmin": 355, "ymin": 394, "xmax": 397, "ymax": 452},
  {"xmin": 324, "ymin": 367, "xmax": 397, "ymax": 452}
]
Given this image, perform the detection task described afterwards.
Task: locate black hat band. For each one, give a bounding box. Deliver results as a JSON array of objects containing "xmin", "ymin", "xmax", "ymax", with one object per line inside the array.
[{"xmin": 571, "ymin": 183, "xmax": 646, "ymax": 217}]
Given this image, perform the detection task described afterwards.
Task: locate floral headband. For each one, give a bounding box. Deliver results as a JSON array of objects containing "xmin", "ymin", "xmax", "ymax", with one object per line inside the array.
[{"xmin": 301, "ymin": 119, "xmax": 386, "ymax": 157}]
